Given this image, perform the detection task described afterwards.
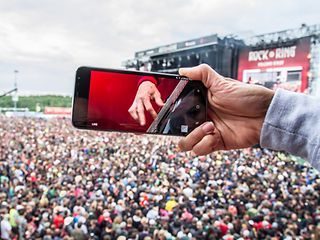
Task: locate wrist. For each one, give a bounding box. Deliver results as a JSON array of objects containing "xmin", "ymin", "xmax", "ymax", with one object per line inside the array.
[
  {"xmin": 138, "ymin": 77, "xmax": 158, "ymax": 87},
  {"xmin": 257, "ymin": 89, "xmax": 275, "ymax": 143}
]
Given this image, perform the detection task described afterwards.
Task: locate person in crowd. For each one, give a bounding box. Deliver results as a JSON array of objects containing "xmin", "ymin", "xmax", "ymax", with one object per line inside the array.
[{"xmin": 1, "ymin": 214, "xmax": 12, "ymax": 240}]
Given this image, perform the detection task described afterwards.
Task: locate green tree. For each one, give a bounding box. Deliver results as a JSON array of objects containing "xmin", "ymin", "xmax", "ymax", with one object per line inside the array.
[{"xmin": 0, "ymin": 95, "xmax": 72, "ymax": 112}]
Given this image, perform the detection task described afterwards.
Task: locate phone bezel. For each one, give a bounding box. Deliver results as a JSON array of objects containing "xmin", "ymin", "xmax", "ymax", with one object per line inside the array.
[{"xmin": 72, "ymin": 66, "xmax": 207, "ymax": 136}]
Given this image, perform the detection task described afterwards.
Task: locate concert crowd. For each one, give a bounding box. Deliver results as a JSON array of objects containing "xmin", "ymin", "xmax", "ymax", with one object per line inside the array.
[{"xmin": 0, "ymin": 116, "xmax": 319, "ymax": 240}]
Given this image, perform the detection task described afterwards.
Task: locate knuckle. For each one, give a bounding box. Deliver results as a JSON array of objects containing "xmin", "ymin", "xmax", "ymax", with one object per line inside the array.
[
  {"xmin": 199, "ymin": 63, "xmax": 210, "ymax": 70},
  {"xmin": 193, "ymin": 148, "xmax": 201, "ymax": 156},
  {"xmin": 178, "ymin": 141, "xmax": 186, "ymax": 150},
  {"xmin": 137, "ymin": 109, "xmax": 143, "ymax": 114},
  {"xmin": 142, "ymin": 96, "xmax": 149, "ymax": 102}
]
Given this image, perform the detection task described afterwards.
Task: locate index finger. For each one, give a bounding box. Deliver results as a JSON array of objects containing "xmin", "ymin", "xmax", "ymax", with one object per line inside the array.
[{"xmin": 178, "ymin": 64, "xmax": 221, "ymax": 89}]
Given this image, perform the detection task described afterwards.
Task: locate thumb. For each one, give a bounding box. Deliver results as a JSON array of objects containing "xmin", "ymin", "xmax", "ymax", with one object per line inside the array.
[{"xmin": 179, "ymin": 64, "xmax": 221, "ymax": 88}]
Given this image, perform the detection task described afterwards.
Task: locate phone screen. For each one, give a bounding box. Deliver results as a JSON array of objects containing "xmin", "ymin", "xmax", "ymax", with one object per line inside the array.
[{"xmin": 72, "ymin": 67, "xmax": 207, "ymax": 136}]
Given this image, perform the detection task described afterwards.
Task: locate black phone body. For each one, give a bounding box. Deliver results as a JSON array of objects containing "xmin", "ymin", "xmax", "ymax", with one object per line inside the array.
[{"xmin": 72, "ymin": 66, "xmax": 207, "ymax": 136}]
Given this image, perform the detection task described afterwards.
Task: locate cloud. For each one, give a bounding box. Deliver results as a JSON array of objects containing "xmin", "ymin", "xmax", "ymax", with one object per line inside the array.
[{"xmin": 0, "ymin": 0, "xmax": 319, "ymax": 95}]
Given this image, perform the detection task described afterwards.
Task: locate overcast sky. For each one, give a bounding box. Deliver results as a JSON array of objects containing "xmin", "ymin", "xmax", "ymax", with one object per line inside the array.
[{"xmin": 0, "ymin": 0, "xmax": 319, "ymax": 95}]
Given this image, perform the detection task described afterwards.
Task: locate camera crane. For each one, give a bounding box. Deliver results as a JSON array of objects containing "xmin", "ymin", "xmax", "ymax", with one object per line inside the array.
[
  {"xmin": 0, "ymin": 70, "xmax": 19, "ymax": 112},
  {"xmin": 0, "ymin": 87, "xmax": 18, "ymax": 98}
]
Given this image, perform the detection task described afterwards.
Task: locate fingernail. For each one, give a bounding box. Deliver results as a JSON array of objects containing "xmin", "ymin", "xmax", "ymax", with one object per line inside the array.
[
  {"xmin": 202, "ymin": 122, "xmax": 214, "ymax": 134},
  {"xmin": 190, "ymin": 150, "xmax": 197, "ymax": 156},
  {"xmin": 179, "ymin": 68, "xmax": 186, "ymax": 74}
]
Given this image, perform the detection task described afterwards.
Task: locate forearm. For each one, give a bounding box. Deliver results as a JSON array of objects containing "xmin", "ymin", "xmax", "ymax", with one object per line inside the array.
[{"xmin": 260, "ymin": 89, "xmax": 320, "ymax": 170}]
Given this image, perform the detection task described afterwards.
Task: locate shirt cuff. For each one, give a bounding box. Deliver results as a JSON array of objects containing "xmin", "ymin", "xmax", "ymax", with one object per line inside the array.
[
  {"xmin": 260, "ymin": 89, "xmax": 308, "ymax": 157},
  {"xmin": 260, "ymin": 89, "xmax": 320, "ymax": 170}
]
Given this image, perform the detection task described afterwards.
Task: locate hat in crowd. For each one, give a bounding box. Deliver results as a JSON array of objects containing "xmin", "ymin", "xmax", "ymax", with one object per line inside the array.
[
  {"xmin": 16, "ymin": 205, "xmax": 24, "ymax": 211},
  {"xmin": 149, "ymin": 219, "xmax": 156, "ymax": 225},
  {"xmin": 64, "ymin": 216, "xmax": 74, "ymax": 226}
]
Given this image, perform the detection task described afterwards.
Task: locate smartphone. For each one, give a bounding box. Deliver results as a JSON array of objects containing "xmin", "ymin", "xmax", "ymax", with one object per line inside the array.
[{"xmin": 72, "ymin": 66, "xmax": 207, "ymax": 136}]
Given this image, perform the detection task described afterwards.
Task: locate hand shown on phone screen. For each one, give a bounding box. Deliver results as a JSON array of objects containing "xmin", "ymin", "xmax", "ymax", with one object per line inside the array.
[{"xmin": 128, "ymin": 77, "xmax": 164, "ymax": 126}]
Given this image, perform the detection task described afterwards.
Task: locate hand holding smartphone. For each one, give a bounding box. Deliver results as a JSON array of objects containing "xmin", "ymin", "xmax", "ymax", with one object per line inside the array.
[{"xmin": 72, "ymin": 67, "xmax": 207, "ymax": 136}]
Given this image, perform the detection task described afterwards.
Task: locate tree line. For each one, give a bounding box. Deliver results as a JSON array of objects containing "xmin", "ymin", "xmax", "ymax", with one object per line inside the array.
[{"xmin": 0, "ymin": 95, "xmax": 72, "ymax": 112}]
